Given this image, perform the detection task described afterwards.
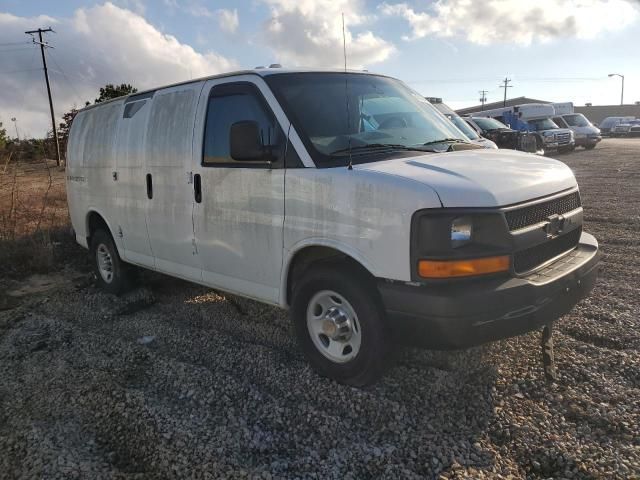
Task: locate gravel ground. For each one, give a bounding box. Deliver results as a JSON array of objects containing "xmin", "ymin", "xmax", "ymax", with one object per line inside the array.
[{"xmin": 1, "ymin": 138, "xmax": 639, "ymax": 479}]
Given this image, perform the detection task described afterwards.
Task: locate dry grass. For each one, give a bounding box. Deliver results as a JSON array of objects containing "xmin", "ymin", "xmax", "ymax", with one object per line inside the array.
[{"xmin": 0, "ymin": 154, "xmax": 75, "ymax": 278}]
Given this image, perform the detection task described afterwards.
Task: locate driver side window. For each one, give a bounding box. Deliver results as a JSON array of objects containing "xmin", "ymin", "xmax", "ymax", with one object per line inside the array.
[{"xmin": 203, "ymin": 84, "xmax": 283, "ymax": 167}]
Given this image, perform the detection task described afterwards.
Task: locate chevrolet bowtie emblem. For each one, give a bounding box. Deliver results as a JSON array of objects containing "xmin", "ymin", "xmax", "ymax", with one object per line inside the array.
[{"xmin": 544, "ymin": 214, "xmax": 565, "ymax": 238}]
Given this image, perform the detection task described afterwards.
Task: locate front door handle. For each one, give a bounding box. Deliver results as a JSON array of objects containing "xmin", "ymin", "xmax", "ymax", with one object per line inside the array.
[
  {"xmin": 194, "ymin": 174, "xmax": 202, "ymax": 203},
  {"xmin": 146, "ymin": 173, "xmax": 153, "ymax": 199}
]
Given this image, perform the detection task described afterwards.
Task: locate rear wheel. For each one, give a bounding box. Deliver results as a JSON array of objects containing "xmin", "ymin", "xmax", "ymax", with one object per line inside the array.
[
  {"xmin": 291, "ymin": 265, "xmax": 390, "ymax": 386},
  {"xmin": 90, "ymin": 229, "xmax": 136, "ymax": 295},
  {"xmin": 584, "ymin": 144, "xmax": 596, "ymax": 150}
]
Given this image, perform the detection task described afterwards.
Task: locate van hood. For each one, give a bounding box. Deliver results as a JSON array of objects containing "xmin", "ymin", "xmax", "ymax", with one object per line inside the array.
[{"xmin": 356, "ymin": 149, "xmax": 577, "ymax": 208}]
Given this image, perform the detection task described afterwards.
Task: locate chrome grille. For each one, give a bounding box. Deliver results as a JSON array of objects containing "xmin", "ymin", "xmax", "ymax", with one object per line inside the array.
[
  {"xmin": 514, "ymin": 228, "xmax": 582, "ymax": 274},
  {"xmin": 518, "ymin": 134, "xmax": 538, "ymax": 153},
  {"xmin": 556, "ymin": 132, "xmax": 571, "ymax": 144},
  {"xmin": 505, "ymin": 191, "xmax": 581, "ymax": 231}
]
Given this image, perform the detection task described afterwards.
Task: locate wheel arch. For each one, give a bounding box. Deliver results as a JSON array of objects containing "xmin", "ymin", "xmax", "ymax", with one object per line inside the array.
[
  {"xmin": 281, "ymin": 241, "xmax": 378, "ymax": 307},
  {"xmin": 85, "ymin": 209, "xmax": 120, "ymax": 253}
]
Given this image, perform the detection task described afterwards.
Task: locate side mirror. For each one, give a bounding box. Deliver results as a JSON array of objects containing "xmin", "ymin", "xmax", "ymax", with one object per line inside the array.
[{"xmin": 230, "ymin": 120, "xmax": 266, "ymax": 161}]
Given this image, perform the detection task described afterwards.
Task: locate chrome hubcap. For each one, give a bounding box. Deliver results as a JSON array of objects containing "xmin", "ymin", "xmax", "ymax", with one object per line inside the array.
[
  {"xmin": 96, "ymin": 244, "xmax": 114, "ymax": 283},
  {"xmin": 306, "ymin": 290, "xmax": 361, "ymax": 363}
]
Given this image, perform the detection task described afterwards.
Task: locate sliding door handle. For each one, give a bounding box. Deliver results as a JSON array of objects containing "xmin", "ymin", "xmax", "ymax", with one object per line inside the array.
[
  {"xmin": 194, "ymin": 174, "xmax": 202, "ymax": 203},
  {"xmin": 146, "ymin": 173, "xmax": 153, "ymax": 199}
]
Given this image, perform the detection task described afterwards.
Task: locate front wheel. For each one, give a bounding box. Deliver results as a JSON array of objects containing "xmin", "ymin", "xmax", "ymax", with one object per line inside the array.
[{"xmin": 291, "ymin": 265, "xmax": 390, "ymax": 387}]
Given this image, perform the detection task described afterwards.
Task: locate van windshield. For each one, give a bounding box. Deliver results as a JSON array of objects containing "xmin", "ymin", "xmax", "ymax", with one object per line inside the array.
[
  {"xmin": 563, "ymin": 114, "xmax": 590, "ymax": 127},
  {"xmin": 265, "ymin": 73, "xmax": 469, "ymax": 166},
  {"xmin": 470, "ymin": 117, "xmax": 509, "ymax": 131}
]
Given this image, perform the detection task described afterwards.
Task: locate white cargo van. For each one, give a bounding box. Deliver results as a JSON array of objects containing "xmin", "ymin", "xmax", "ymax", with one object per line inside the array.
[
  {"xmin": 67, "ymin": 69, "xmax": 600, "ymax": 385},
  {"xmin": 552, "ymin": 103, "xmax": 601, "ymax": 149}
]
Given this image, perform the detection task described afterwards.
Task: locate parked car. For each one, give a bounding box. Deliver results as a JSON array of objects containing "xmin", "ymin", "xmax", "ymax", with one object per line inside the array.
[
  {"xmin": 66, "ymin": 68, "xmax": 600, "ymax": 386},
  {"xmin": 464, "ymin": 116, "xmax": 540, "ymax": 153},
  {"xmin": 473, "ymin": 103, "xmax": 575, "ymax": 154},
  {"xmin": 611, "ymin": 119, "xmax": 640, "ymax": 137},
  {"xmin": 426, "ymin": 97, "xmax": 498, "ymax": 149},
  {"xmin": 551, "ymin": 105, "xmax": 601, "ymax": 150},
  {"xmin": 599, "ymin": 116, "xmax": 635, "ymax": 136}
]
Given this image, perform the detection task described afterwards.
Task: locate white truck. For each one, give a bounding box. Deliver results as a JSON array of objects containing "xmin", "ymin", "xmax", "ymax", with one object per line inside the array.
[
  {"xmin": 552, "ymin": 102, "xmax": 602, "ymax": 149},
  {"xmin": 67, "ymin": 69, "xmax": 600, "ymax": 386},
  {"xmin": 474, "ymin": 103, "xmax": 576, "ymax": 154}
]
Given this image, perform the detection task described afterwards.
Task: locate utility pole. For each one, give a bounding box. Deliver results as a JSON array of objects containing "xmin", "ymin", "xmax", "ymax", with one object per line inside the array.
[
  {"xmin": 25, "ymin": 27, "xmax": 61, "ymax": 166},
  {"xmin": 11, "ymin": 117, "xmax": 19, "ymax": 141},
  {"xmin": 499, "ymin": 77, "xmax": 512, "ymax": 107},
  {"xmin": 479, "ymin": 90, "xmax": 488, "ymax": 110}
]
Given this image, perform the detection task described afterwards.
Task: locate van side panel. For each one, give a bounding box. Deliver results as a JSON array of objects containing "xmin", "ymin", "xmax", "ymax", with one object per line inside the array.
[
  {"xmin": 66, "ymin": 110, "xmax": 89, "ymax": 246},
  {"xmin": 66, "ymin": 101, "xmax": 124, "ymax": 250}
]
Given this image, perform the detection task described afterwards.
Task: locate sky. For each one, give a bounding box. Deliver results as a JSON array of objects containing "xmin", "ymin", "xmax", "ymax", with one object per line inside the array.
[{"xmin": 0, "ymin": 0, "xmax": 638, "ymax": 138}]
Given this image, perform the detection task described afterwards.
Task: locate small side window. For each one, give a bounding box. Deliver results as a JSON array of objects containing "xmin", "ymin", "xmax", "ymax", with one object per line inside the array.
[
  {"xmin": 202, "ymin": 85, "xmax": 283, "ymax": 167},
  {"xmin": 123, "ymin": 100, "xmax": 146, "ymax": 119}
]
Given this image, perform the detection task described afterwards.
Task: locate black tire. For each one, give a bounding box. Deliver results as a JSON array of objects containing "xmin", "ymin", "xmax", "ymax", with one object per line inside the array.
[
  {"xmin": 90, "ymin": 229, "xmax": 136, "ymax": 295},
  {"xmin": 584, "ymin": 144, "xmax": 596, "ymax": 150},
  {"xmin": 290, "ymin": 264, "xmax": 390, "ymax": 387}
]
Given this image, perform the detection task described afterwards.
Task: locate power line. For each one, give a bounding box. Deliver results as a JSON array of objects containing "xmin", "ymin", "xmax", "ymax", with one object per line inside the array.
[
  {"xmin": 25, "ymin": 27, "xmax": 61, "ymax": 166},
  {"xmin": 0, "ymin": 46, "xmax": 37, "ymax": 53},
  {"xmin": 0, "ymin": 67, "xmax": 43, "ymax": 75},
  {"xmin": 499, "ymin": 77, "xmax": 512, "ymax": 107},
  {"xmin": 48, "ymin": 48, "xmax": 87, "ymax": 106},
  {"xmin": 407, "ymin": 76, "xmax": 608, "ymax": 85},
  {"xmin": 0, "ymin": 41, "xmax": 32, "ymax": 46}
]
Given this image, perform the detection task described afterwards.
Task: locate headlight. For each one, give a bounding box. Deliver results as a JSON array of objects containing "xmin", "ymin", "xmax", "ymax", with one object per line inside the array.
[
  {"xmin": 411, "ymin": 210, "xmax": 512, "ymax": 281},
  {"xmin": 543, "ymin": 132, "xmax": 556, "ymax": 142},
  {"xmin": 451, "ymin": 216, "xmax": 472, "ymax": 248}
]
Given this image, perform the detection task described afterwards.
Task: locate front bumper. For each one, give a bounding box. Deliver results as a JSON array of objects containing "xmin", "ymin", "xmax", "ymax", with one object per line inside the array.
[
  {"xmin": 544, "ymin": 140, "xmax": 575, "ymax": 150},
  {"xmin": 575, "ymin": 135, "xmax": 602, "ymax": 146},
  {"xmin": 379, "ymin": 232, "xmax": 600, "ymax": 349}
]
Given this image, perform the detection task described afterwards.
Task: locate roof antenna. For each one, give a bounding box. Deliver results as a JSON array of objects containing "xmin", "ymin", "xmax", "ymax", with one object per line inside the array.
[{"xmin": 342, "ymin": 12, "xmax": 353, "ymax": 171}]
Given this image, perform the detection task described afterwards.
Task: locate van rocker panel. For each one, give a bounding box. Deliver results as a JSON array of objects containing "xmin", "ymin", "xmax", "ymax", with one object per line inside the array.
[{"xmin": 379, "ymin": 232, "xmax": 600, "ymax": 349}]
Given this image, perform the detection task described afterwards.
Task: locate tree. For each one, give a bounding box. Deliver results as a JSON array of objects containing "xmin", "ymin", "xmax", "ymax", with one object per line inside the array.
[
  {"xmin": 57, "ymin": 108, "xmax": 80, "ymax": 158},
  {"xmin": 0, "ymin": 122, "xmax": 7, "ymax": 151},
  {"xmin": 95, "ymin": 83, "xmax": 138, "ymax": 103}
]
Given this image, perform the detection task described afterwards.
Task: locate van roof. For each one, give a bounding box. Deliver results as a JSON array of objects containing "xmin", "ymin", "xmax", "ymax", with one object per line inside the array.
[{"xmin": 78, "ymin": 68, "xmax": 384, "ymax": 113}]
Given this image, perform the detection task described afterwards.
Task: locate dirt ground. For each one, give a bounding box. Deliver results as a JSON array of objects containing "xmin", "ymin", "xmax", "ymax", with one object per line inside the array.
[{"xmin": 0, "ymin": 139, "xmax": 638, "ymax": 479}]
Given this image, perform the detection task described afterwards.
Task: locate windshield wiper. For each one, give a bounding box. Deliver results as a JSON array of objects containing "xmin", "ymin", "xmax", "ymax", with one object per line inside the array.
[
  {"xmin": 421, "ymin": 138, "xmax": 469, "ymax": 146},
  {"xmin": 329, "ymin": 143, "xmax": 429, "ymax": 156}
]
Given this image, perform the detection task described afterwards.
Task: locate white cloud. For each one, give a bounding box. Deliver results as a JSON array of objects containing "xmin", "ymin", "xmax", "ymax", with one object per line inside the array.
[
  {"xmin": 217, "ymin": 8, "xmax": 239, "ymax": 34},
  {"xmin": 381, "ymin": 0, "xmax": 640, "ymax": 45},
  {"xmin": 0, "ymin": 2, "xmax": 237, "ymax": 137},
  {"xmin": 184, "ymin": 5, "xmax": 238, "ymax": 34},
  {"xmin": 260, "ymin": 0, "xmax": 395, "ymax": 69}
]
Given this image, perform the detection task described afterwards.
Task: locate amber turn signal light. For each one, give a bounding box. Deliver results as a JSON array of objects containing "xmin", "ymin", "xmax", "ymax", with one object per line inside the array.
[{"xmin": 418, "ymin": 255, "xmax": 510, "ymax": 279}]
